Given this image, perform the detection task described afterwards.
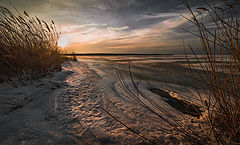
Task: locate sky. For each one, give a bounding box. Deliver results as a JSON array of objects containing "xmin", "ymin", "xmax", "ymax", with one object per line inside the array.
[{"xmin": 0, "ymin": 0, "xmax": 218, "ymax": 54}]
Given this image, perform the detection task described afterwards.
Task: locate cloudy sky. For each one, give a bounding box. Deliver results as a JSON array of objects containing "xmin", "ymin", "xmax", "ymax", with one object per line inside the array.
[{"xmin": 0, "ymin": 0, "xmax": 214, "ymax": 54}]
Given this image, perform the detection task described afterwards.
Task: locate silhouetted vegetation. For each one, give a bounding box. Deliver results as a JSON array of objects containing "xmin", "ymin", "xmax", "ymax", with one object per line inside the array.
[
  {"xmin": 184, "ymin": 0, "xmax": 240, "ymax": 144},
  {"xmin": 0, "ymin": 5, "xmax": 62, "ymax": 82}
]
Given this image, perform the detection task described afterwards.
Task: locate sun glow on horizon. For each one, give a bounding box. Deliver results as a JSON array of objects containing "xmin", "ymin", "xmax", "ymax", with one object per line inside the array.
[
  {"xmin": 58, "ymin": 35, "xmax": 69, "ymax": 48},
  {"xmin": 56, "ymin": 12, "xmax": 188, "ymax": 52}
]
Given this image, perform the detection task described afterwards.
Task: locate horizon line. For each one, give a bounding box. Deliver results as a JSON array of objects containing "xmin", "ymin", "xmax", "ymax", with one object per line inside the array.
[{"xmin": 62, "ymin": 53, "xmax": 174, "ymax": 56}]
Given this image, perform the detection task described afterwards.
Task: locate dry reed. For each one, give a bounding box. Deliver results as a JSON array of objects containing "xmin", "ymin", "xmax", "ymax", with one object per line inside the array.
[
  {"xmin": 0, "ymin": 5, "xmax": 62, "ymax": 82},
  {"xmin": 183, "ymin": 0, "xmax": 240, "ymax": 144}
]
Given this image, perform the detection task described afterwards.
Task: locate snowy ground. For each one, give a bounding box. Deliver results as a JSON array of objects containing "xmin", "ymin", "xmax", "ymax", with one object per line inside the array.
[{"xmin": 0, "ymin": 56, "xmax": 204, "ymax": 145}]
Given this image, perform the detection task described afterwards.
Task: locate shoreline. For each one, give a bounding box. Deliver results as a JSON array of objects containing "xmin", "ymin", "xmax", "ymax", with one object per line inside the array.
[{"xmin": 0, "ymin": 58, "xmax": 200, "ymax": 144}]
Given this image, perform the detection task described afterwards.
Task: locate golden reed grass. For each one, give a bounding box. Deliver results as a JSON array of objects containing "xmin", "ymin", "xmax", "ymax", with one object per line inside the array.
[{"xmin": 0, "ymin": 5, "xmax": 62, "ymax": 82}]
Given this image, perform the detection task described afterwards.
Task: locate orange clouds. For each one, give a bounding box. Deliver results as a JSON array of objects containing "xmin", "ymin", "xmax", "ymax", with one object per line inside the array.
[{"xmin": 59, "ymin": 11, "xmax": 190, "ymax": 53}]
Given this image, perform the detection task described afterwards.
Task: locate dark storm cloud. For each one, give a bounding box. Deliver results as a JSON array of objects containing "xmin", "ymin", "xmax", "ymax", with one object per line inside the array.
[
  {"xmin": 169, "ymin": 0, "xmax": 232, "ymax": 39},
  {"xmin": 0, "ymin": 0, "xmax": 203, "ymax": 29},
  {"xmin": 89, "ymin": 0, "xmax": 204, "ymax": 30}
]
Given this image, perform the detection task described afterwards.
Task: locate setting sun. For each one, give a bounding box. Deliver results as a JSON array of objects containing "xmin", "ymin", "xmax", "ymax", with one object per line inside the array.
[{"xmin": 58, "ymin": 35, "xmax": 69, "ymax": 48}]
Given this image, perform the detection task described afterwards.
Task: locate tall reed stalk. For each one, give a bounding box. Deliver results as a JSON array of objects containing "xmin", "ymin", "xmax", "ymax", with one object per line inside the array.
[
  {"xmin": 0, "ymin": 5, "xmax": 62, "ymax": 82},
  {"xmin": 184, "ymin": 0, "xmax": 240, "ymax": 144}
]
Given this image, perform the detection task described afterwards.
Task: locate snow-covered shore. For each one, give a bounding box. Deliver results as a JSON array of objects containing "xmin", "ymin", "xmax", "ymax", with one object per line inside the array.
[{"xmin": 0, "ymin": 57, "xmax": 202, "ymax": 145}]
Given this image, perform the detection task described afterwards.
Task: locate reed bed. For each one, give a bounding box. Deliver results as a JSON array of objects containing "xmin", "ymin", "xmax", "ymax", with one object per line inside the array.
[{"xmin": 0, "ymin": 5, "xmax": 62, "ymax": 82}]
